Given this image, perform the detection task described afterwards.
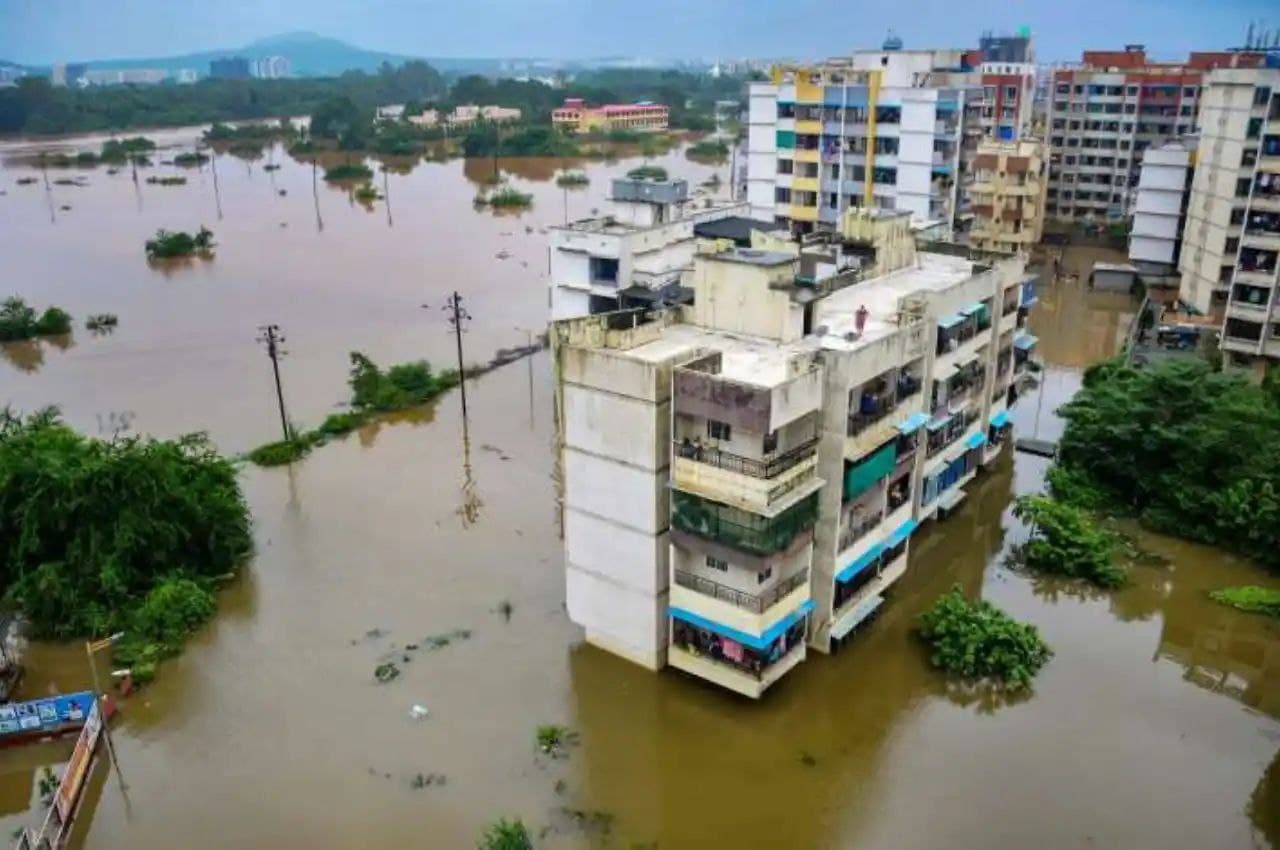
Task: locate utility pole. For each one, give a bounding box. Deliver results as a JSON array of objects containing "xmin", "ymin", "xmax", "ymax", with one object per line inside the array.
[
  {"xmin": 256, "ymin": 324, "xmax": 291, "ymax": 441},
  {"xmin": 311, "ymin": 158, "xmax": 323, "ymax": 231},
  {"xmin": 210, "ymin": 146, "xmax": 223, "ymax": 220},
  {"xmin": 442, "ymin": 292, "xmax": 471, "ymax": 419}
]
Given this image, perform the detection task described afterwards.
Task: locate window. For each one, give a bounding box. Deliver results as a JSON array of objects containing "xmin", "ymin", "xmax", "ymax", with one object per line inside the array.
[
  {"xmin": 1055, "ymin": 83, "xmax": 1070, "ymax": 95},
  {"xmin": 707, "ymin": 420, "xmax": 731, "ymax": 440},
  {"xmin": 827, "ymin": 192, "xmax": 838, "ymax": 209},
  {"xmin": 763, "ymin": 431, "xmax": 779, "ymax": 453},
  {"xmin": 778, "ymin": 159, "xmax": 794, "ymax": 175},
  {"xmin": 1065, "ymin": 155, "xmax": 1077, "ymax": 165},
  {"xmin": 774, "ymin": 187, "xmax": 791, "ymax": 203},
  {"xmin": 756, "ymin": 567, "xmax": 773, "ymax": 584},
  {"xmin": 1005, "ymin": 85, "xmax": 1018, "ymax": 100},
  {"xmin": 1184, "ymin": 86, "xmax": 1197, "ymax": 98},
  {"xmin": 1126, "ymin": 86, "xmax": 1138, "ymax": 96},
  {"xmin": 1073, "ymin": 85, "xmax": 1084, "ymax": 95},
  {"xmin": 1230, "ymin": 208, "xmax": 1246, "ymax": 226},
  {"xmin": 1180, "ymin": 105, "xmax": 1193, "ymax": 117},
  {"xmin": 1225, "ymin": 237, "xmax": 1239, "ymax": 254},
  {"xmin": 1237, "ymin": 177, "xmax": 1252, "ymax": 198},
  {"xmin": 706, "ymin": 556, "xmax": 728, "ymax": 572},
  {"xmin": 1254, "ymin": 86, "xmax": 1273, "ymax": 107}
]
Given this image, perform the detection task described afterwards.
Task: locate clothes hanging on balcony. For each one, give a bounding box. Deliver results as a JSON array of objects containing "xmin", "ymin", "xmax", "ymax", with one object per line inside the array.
[{"xmin": 721, "ymin": 638, "xmax": 744, "ymax": 663}]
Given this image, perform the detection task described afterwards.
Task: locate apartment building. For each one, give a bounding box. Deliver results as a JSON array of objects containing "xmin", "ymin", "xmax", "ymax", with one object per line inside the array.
[
  {"xmin": 968, "ymin": 138, "xmax": 1049, "ymax": 254},
  {"xmin": 1128, "ymin": 139, "xmax": 1195, "ymax": 278},
  {"xmin": 1178, "ymin": 66, "xmax": 1280, "ymax": 372},
  {"xmin": 747, "ymin": 37, "xmax": 1038, "ymax": 240},
  {"xmin": 551, "ymin": 99, "xmax": 670, "ymax": 134},
  {"xmin": 549, "ymin": 177, "xmax": 751, "ymax": 319},
  {"xmin": 550, "ymin": 210, "xmax": 1034, "ymax": 697},
  {"xmin": 1046, "ymin": 46, "xmax": 1268, "ymax": 223}
]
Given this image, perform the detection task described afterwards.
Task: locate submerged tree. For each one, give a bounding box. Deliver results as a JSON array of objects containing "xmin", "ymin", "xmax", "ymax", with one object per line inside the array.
[
  {"xmin": 1012, "ymin": 495, "xmax": 1126, "ymax": 588},
  {"xmin": 917, "ymin": 587, "xmax": 1053, "ymax": 691}
]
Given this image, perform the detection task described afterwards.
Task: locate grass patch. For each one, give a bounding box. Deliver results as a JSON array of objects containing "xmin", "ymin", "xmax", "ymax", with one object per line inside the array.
[
  {"xmin": 917, "ymin": 587, "xmax": 1052, "ymax": 691},
  {"xmin": 477, "ymin": 818, "xmax": 532, "ymax": 850},
  {"xmin": 246, "ymin": 438, "xmax": 312, "ymax": 467},
  {"xmin": 1209, "ymin": 586, "xmax": 1280, "ymax": 619},
  {"xmin": 476, "ymin": 186, "xmax": 532, "ymax": 209}
]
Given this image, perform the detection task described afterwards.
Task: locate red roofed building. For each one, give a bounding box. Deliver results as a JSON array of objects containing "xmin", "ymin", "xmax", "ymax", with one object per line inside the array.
[{"xmin": 552, "ymin": 98, "xmax": 669, "ymax": 134}]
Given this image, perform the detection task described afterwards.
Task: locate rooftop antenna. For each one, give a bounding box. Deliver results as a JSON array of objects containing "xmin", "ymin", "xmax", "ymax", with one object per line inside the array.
[{"xmin": 1246, "ymin": 21, "xmax": 1255, "ymax": 49}]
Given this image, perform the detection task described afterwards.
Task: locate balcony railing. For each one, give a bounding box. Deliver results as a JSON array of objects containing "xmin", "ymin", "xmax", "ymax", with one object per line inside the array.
[
  {"xmin": 846, "ymin": 375, "xmax": 922, "ymax": 436},
  {"xmin": 838, "ymin": 509, "xmax": 884, "ymax": 552},
  {"xmin": 674, "ymin": 438, "xmax": 818, "ymax": 480},
  {"xmin": 673, "ymin": 568, "xmax": 809, "ymax": 615},
  {"xmin": 672, "ymin": 620, "xmax": 805, "ymax": 680},
  {"xmin": 672, "ymin": 490, "xmax": 818, "ymax": 556}
]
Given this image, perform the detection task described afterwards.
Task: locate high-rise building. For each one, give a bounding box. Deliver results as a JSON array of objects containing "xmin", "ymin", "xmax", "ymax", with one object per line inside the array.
[
  {"xmin": 1178, "ymin": 66, "xmax": 1280, "ymax": 374},
  {"xmin": 745, "ymin": 35, "xmax": 1038, "ymax": 240},
  {"xmin": 1046, "ymin": 46, "xmax": 1268, "ymax": 224},
  {"xmin": 968, "ymin": 137, "xmax": 1049, "ymax": 254},
  {"xmin": 51, "ymin": 63, "xmax": 66, "ymax": 87},
  {"xmin": 550, "ymin": 210, "xmax": 1035, "ymax": 696},
  {"xmin": 252, "ymin": 56, "xmax": 292, "ymax": 79},
  {"xmin": 209, "ymin": 57, "xmax": 252, "ymax": 80}
]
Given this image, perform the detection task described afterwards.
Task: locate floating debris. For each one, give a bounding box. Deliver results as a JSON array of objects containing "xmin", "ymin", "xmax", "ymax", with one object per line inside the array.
[
  {"xmin": 408, "ymin": 771, "xmax": 446, "ymax": 789},
  {"xmin": 422, "ymin": 628, "xmax": 472, "ymax": 650},
  {"xmin": 16, "ymin": 177, "xmax": 38, "ymax": 186},
  {"xmin": 495, "ymin": 600, "xmax": 514, "ymax": 623},
  {"xmin": 374, "ymin": 661, "xmax": 400, "ymax": 683},
  {"xmin": 536, "ymin": 724, "xmax": 579, "ymax": 758},
  {"xmin": 408, "ymin": 703, "xmax": 429, "ymax": 721},
  {"xmin": 799, "ymin": 751, "xmax": 817, "ymax": 767}
]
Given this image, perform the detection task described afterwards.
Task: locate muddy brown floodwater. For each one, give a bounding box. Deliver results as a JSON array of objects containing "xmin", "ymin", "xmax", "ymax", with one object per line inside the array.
[{"xmin": 1, "ymin": 133, "xmax": 1279, "ymax": 850}]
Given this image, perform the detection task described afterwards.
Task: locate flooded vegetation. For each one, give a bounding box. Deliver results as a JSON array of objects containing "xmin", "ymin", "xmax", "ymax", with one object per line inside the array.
[{"xmin": 0, "ymin": 130, "xmax": 1277, "ymax": 849}]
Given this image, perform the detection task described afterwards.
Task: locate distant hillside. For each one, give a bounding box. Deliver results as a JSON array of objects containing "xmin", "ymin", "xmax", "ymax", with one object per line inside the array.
[{"xmin": 74, "ymin": 32, "xmax": 420, "ymax": 77}]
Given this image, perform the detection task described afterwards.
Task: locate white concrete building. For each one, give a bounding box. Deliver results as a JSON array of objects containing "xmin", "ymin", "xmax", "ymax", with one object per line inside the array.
[
  {"xmin": 1128, "ymin": 139, "xmax": 1194, "ymax": 276},
  {"xmin": 551, "ymin": 210, "xmax": 1034, "ymax": 697},
  {"xmin": 549, "ymin": 177, "xmax": 750, "ymax": 319},
  {"xmin": 252, "ymin": 56, "xmax": 291, "ymax": 79},
  {"xmin": 1178, "ymin": 67, "xmax": 1280, "ymax": 373}
]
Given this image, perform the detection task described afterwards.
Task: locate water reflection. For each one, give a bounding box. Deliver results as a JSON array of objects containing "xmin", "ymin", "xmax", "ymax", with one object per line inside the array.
[
  {"xmin": 1, "ymin": 340, "xmax": 45, "ymax": 372},
  {"xmin": 1254, "ymin": 747, "xmax": 1280, "ymax": 850}
]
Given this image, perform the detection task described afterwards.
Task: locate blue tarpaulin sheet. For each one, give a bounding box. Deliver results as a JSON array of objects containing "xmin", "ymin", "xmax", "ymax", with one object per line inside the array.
[
  {"xmin": 670, "ymin": 600, "xmax": 814, "ymax": 650},
  {"xmin": 1014, "ymin": 334, "xmax": 1038, "ymax": 351},
  {"xmin": 990, "ymin": 410, "xmax": 1010, "ymax": 429},
  {"xmin": 965, "ymin": 431, "xmax": 987, "ymax": 450},
  {"xmin": 836, "ymin": 543, "xmax": 885, "ymax": 584},
  {"xmin": 899, "ymin": 412, "xmax": 930, "ymax": 433}
]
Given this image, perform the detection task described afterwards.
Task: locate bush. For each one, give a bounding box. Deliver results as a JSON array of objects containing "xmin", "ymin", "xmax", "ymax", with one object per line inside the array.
[
  {"xmin": 100, "ymin": 136, "xmax": 156, "ymax": 162},
  {"xmin": 477, "ymin": 818, "xmax": 533, "ymax": 850},
  {"xmin": 0, "ymin": 298, "xmax": 72, "ymax": 341},
  {"xmin": 484, "ymin": 186, "xmax": 532, "ymax": 208},
  {"xmin": 353, "ymin": 183, "xmax": 381, "ymax": 202},
  {"xmin": 317, "ymin": 411, "xmax": 367, "ymax": 436},
  {"xmin": 686, "ymin": 138, "xmax": 730, "ymax": 159},
  {"xmin": 145, "ymin": 175, "xmax": 188, "ymax": 186},
  {"xmin": 323, "ymin": 163, "xmax": 374, "ymax": 182},
  {"xmin": 173, "ymin": 151, "xmax": 210, "ymax": 167},
  {"xmin": 1208, "ymin": 586, "xmax": 1280, "ymax": 619},
  {"xmin": 626, "ymin": 164, "xmax": 668, "ymax": 181},
  {"xmin": 1012, "ymin": 495, "xmax": 1126, "ymax": 588},
  {"xmin": 85, "ymin": 313, "xmax": 119, "ymax": 332},
  {"xmin": 1054, "ymin": 358, "xmax": 1280, "ymax": 572},
  {"xmin": 145, "ymin": 227, "xmax": 214, "ymax": 259},
  {"xmin": 555, "ymin": 171, "xmax": 589, "ymax": 188},
  {"xmin": 0, "ymin": 408, "xmax": 252, "ymax": 643},
  {"xmin": 917, "ymin": 587, "xmax": 1052, "ymax": 690}
]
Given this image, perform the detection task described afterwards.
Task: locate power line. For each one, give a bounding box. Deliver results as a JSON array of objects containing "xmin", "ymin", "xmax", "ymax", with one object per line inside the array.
[{"xmin": 256, "ymin": 323, "xmax": 292, "ymax": 442}]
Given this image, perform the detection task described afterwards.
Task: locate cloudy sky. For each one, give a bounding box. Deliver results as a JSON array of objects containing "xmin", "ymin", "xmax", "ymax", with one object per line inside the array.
[{"xmin": 1, "ymin": 0, "xmax": 1275, "ymax": 64}]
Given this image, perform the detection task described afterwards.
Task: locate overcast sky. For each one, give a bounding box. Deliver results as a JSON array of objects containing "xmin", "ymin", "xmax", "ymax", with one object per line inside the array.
[{"xmin": 2, "ymin": 0, "xmax": 1276, "ymax": 64}]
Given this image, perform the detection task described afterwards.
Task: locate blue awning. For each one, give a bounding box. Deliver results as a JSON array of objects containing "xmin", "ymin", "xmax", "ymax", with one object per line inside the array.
[
  {"xmin": 1014, "ymin": 333, "xmax": 1038, "ymax": 351},
  {"xmin": 990, "ymin": 410, "xmax": 1010, "ymax": 429},
  {"xmin": 965, "ymin": 431, "xmax": 987, "ymax": 450},
  {"xmin": 927, "ymin": 414, "xmax": 954, "ymax": 432},
  {"xmin": 836, "ymin": 542, "xmax": 885, "ymax": 584},
  {"xmin": 899, "ymin": 412, "xmax": 930, "ymax": 433},
  {"xmin": 937, "ymin": 313, "xmax": 964, "ymax": 330},
  {"xmin": 958, "ymin": 302, "xmax": 985, "ymax": 316},
  {"xmin": 670, "ymin": 599, "xmax": 814, "ymax": 651},
  {"xmin": 884, "ymin": 517, "xmax": 919, "ymax": 548}
]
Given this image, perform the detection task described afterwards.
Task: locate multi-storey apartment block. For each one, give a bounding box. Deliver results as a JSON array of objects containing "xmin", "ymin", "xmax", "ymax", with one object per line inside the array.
[
  {"xmin": 746, "ymin": 36, "xmax": 1037, "ymax": 241},
  {"xmin": 551, "ymin": 210, "xmax": 1035, "ymax": 697},
  {"xmin": 1128, "ymin": 139, "xmax": 1195, "ymax": 279},
  {"xmin": 1178, "ymin": 66, "xmax": 1280, "ymax": 373},
  {"xmin": 968, "ymin": 138, "xmax": 1049, "ymax": 254},
  {"xmin": 1046, "ymin": 46, "xmax": 1268, "ymax": 223}
]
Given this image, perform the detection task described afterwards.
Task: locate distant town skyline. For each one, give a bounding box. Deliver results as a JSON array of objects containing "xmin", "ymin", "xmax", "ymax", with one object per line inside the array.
[{"xmin": 1, "ymin": 0, "xmax": 1277, "ymax": 66}]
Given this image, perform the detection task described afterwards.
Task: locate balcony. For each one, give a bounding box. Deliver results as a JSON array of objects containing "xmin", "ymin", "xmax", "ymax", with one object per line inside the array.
[
  {"xmin": 672, "ymin": 490, "xmax": 818, "ymax": 556},
  {"xmin": 830, "ymin": 544, "xmax": 908, "ymax": 641},
  {"xmin": 672, "ymin": 438, "xmax": 821, "ymax": 515},
  {"xmin": 668, "ymin": 614, "xmax": 808, "ymax": 699},
  {"xmin": 673, "ymin": 568, "xmax": 809, "ymax": 616}
]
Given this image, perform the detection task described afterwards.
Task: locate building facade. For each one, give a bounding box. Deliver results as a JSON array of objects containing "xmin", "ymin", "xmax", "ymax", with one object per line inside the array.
[
  {"xmin": 1178, "ymin": 66, "xmax": 1280, "ymax": 372},
  {"xmin": 552, "ymin": 99, "xmax": 670, "ymax": 134},
  {"xmin": 551, "ymin": 210, "xmax": 1036, "ymax": 697},
  {"xmin": 1128, "ymin": 139, "xmax": 1195, "ymax": 276},
  {"xmin": 1046, "ymin": 46, "xmax": 1268, "ymax": 223},
  {"xmin": 967, "ymin": 138, "xmax": 1048, "ymax": 254},
  {"xmin": 549, "ymin": 177, "xmax": 748, "ymax": 319},
  {"xmin": 251, "ymin": 56, "xmax": 292, "ymax": 79},
  {"xmin": 209, "ymin": 57, "xmax": 251, "ymax": 80}
]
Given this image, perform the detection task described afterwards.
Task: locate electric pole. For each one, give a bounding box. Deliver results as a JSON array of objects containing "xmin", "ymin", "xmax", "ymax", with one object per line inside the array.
[
  {"xmin": 256, "ymin": 324, "xmax": 291, "ymax": 441},
  {"xmin": 442, "ymin": 292, "xmax": 471, "ymax": 419}
]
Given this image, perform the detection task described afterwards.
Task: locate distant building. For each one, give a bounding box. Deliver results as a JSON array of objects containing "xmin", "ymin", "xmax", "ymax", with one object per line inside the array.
[
  {"xmin": 209, "ymin": 57, "xmax": 252, "ymax": 80},
  {"xmin": 82, "ymin": 68, "xmax": 167, "ymax": 86},
  {"xmin": 66, "ymin": 63, "xmax": 87, "ymax": 85},
  {"xmin": 448, "ymin": 104, "xmax": 522, "ymax": 126},
  {"xmin": 968, "ymin": 138, "xmax": 1048, "ymax": 254},
  {"xmin": 408, "ymin": 109, "xmax": 441, "ymax": 128},
  {"xmin": 51, "ymin": 63, "xmax": 66, "ymax": 87},
  {"xmin": 252, "ymin": 56, "xmax": 291, "ymax": 80},
  {"xmin": 552, "ymin": 98, "xmax": 670, "ymax": 134},
  {"xmin": 175, "ymin": 68, "xmax": 199, "ymax": 85}
]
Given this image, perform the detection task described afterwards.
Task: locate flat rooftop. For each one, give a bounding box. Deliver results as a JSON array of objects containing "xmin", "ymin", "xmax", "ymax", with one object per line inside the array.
[
  {"xmin": 612, "ymin": 251, "xmax": 981, "ymax": 387},
  {"xmin": 701, "ymin": 247, "xmax": 796, "ymax": 267}
]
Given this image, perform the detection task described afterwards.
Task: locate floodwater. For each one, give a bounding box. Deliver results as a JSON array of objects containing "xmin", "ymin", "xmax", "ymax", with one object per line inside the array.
[{"xmin": 1, "ymin": 134, "xmax": 1278, "ymax": 850}]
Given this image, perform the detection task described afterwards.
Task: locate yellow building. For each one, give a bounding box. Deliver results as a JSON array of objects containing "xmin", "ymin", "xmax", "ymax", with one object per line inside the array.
[
  {"xmin": 552, "ymin": 98, "xmax": 669, "ymax": 134},
  {"xmin": 967, "ymin": 138, "xmax": 1047, "ymax": 254}
]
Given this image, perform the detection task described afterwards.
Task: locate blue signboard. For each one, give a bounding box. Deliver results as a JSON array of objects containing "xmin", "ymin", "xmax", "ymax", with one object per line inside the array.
[{"xmin": 0, "ymin": 691, "xmax": 94, "ymax": 738}]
